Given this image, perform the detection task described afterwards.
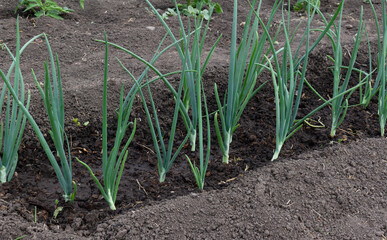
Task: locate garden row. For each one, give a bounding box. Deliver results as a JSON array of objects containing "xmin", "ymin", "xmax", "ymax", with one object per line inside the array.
[{"xmin": 1, "ymin": 0, "xmax": 386, "ymax": 210}]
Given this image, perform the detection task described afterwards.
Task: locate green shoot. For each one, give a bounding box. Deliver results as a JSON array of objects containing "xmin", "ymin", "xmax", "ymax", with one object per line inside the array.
[
  {"xmin": 76, "ymin": 33, "xmax": 137, "ymax": 210},
  {"xmin": 129, "ymin": 68, "xmax": 188, "ymax": 183},
  {"xmin": 303, "ymin": 0, "xmax": 365, "ymax": 137},
  {"xmin": 14, "ymin": 236, "xmax": 26, "ymax": 240},
  {"xmin": 377, "ymin": 0, "xmax": 387, "ymax": 136}
]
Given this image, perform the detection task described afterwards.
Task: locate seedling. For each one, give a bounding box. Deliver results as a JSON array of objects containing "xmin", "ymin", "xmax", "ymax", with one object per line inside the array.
[
  {"xmin": 53, "ymin": 200, "xmax": 63, "ymax": 219},
  {"xmin": 72, "ymin": 118, "xmax": 81, "ymax": 127},
  {"xmin": 14, "ymin": 236, "xmax": 26, "ymax": 240},
  {"xmin": 72, "ymin": 118, "xmax": 89, "ymax": 127}
]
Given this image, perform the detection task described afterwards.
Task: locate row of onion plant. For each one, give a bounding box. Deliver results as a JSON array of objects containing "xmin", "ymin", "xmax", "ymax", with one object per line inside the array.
[
  {"xmin": 2, "ymin": 0, "xmax": 385, "ymax": 207},
  {"xmin": 257, "ymin": 0, "xmax": 365, "ymax": 160}
]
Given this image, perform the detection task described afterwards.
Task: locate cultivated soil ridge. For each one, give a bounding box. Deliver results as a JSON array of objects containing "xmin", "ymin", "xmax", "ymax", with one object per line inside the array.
[{"xmin": 1, "ymin": 137, "xmax": 386, "ymax": 239}]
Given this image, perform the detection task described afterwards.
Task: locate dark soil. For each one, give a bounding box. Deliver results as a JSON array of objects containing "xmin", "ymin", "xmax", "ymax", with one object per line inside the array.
[{"xmin": 0, "ymin": 0, "xmax": 386, "ymax": 239}]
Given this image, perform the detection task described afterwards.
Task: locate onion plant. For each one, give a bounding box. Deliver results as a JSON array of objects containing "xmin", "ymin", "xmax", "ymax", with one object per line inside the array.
[
  {"xmin": 0, "ymin": 17, "xmax": 34, "ymax": 183},
  {"xmin": 186, "ymin": 81, "xmax": 210, "ymax": 190},
  {"xmin": 145, "ymin": 0, "xmax": 221, "ymax": 151},
  {"xmin": 263, "ymin": 1, "xmax": 314, "ymax": 160},
  {"xmin": 256, "ymin": 0, "xmax": 358, "ymax": 160},
  {"xmin": 97, "ymin": 34, "xmax": 194, "ymax": 182},
  {"xmin": 76, "ymin": 34, "xmax": 136, "ymax": 210},
  {"xmin": 377, "ymin": 0, "xmax": 387, "ymax": 136},
  {"xmin": 357, "ymin": 28, "xmax": 376, "ymax": 109},
  {"xmin": 325, "ymin": 3, "xmax": 364, "ymax": 137},
  {"xmin": 300, "ymin": 1, "xmax": 366, "ymax": 138},
  {"xmin": 214, "ymin": 0, "xmax": 280, "ymax": 164},
  {"xmin": 1, "ymin": 27, "xmax": 75, "ymax": 201},
  {"xmin": 358, "ymin": 0, "xmax": 383, "ymax": 109},
  {"xmin": 126, "ymin": 65, "xmax": 189, "ymax": 183},
  {"xmin": 117, "ymin": 37, "xmax": 200, "ymax": 183}
]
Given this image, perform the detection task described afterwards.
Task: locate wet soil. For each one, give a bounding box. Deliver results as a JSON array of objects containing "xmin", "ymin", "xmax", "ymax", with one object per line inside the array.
[{"xmin": 0, "ymin": 0, "xmax": 386, "ymax": 239}]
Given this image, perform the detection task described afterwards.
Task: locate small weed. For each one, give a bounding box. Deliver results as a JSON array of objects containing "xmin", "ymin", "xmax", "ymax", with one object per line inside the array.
[
  {"xmin": 294, "ymin": 0, "xmax": 320, "ymax": 13},
  {"xmin": 163, "ymin": 0, "xmax": 222, "ymax": 20},
  {"xmin": 15, "ymin": 0, "xmax": 74, "ymax": 19},
  {"xmin": 53, "ymin": 199, "xmax": 63, "ymax": 219}
]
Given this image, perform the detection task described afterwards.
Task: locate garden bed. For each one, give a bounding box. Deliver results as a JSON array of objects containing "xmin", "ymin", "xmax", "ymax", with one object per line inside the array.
[{"xmin": 0, "ymin": 0, "xmax": 386, "ymax": 239}]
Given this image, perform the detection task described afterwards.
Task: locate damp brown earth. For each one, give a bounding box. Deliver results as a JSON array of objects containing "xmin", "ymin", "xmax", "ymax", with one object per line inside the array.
[{"xmin": 0, "ymin": 0, "xmax": 386, "ymax": 239}]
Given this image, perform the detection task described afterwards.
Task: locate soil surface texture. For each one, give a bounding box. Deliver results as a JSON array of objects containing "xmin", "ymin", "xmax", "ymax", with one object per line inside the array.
[{"xmin": 0, "ymin": 0, "xmax": 386, "ymax": 239}]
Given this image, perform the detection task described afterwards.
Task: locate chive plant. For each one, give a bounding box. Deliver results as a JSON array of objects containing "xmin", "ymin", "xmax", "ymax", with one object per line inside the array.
[
  {"xmin": 256, "ymin": 0, "xmax": 355, "ymax": 160},
  {"xmin": 1, "ymin": 30, "xmax": 75, "ymax": 201},
  {"xmin": 377, "ymin": 0, "xmax": 387, "ymax": 136},
  {"xmin": 214, "ymin": 0, "xmax": 280, "ymax": 164},
  {"xmin": 0, "ymin": 17, "xmax": 34, "ymax": 183},
  {"xmin": 145, "ymin": 0, "xmax": 221, "ymax": 151}
]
